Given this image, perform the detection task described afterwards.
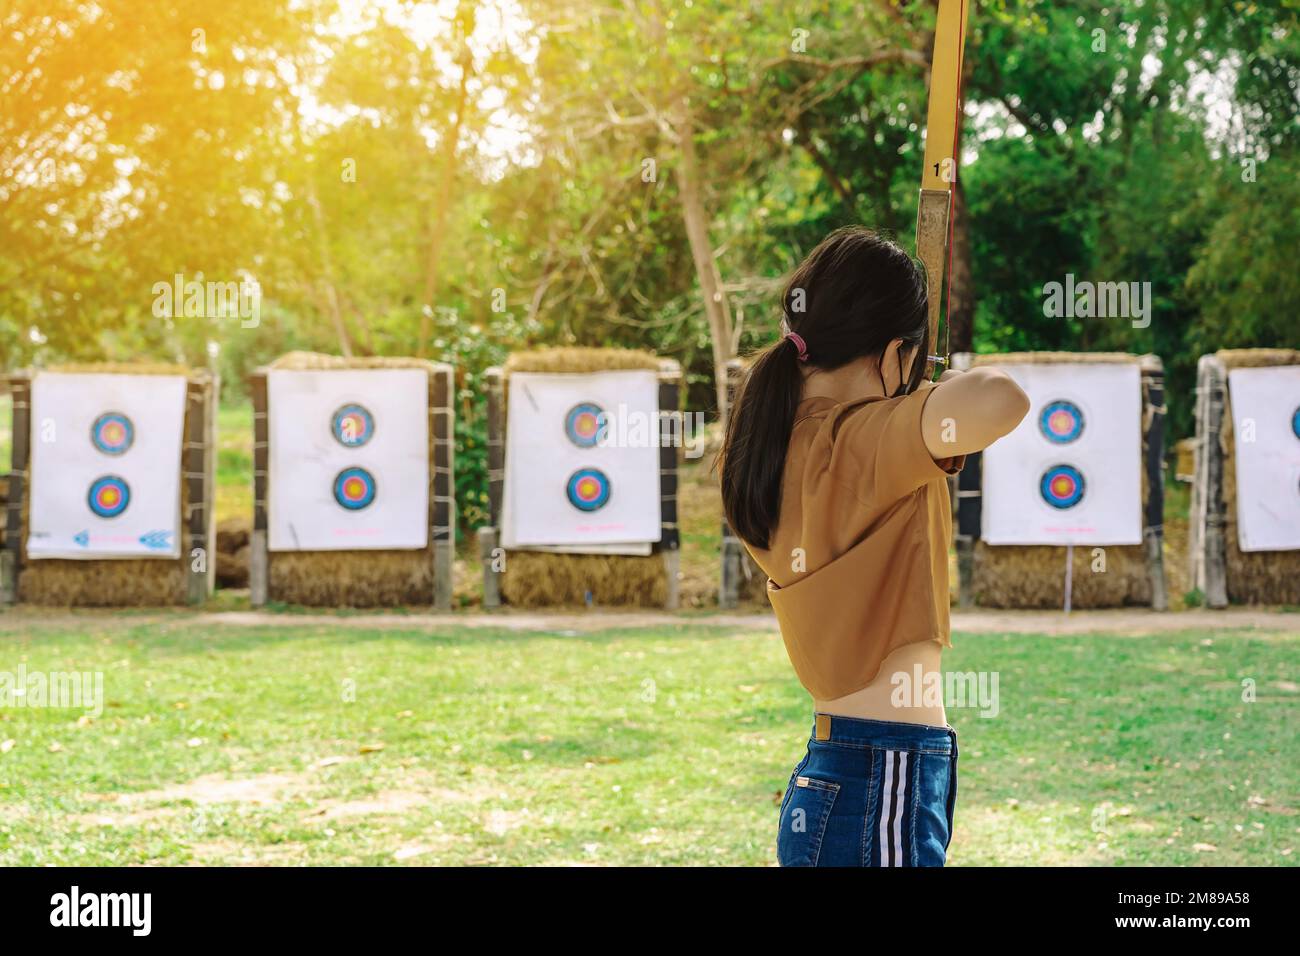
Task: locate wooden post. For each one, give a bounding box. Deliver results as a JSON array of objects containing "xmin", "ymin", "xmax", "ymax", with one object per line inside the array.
[
  {"xmin": 249, "ymin": 370, "xmax": 270, "ymax": 607},
  {"xmin": 1139, "ymin": 355, "xmax": 1168, "ymax": 611},
  {"xmin": 482, "ymin": 366, "xmax": 505, "ymax": 607},
  {"xmin": 1, "ymin": 372, "xmax": 31, "ymax": 605},
  {"xmin": 478, "ymin": 526, "xmax": 500, "ymax": 609},
  {"xmin": 207, "ymin": 370, "xmax": 219, "ymax": 597},
  {"xmin": 658, "ymin": 359, "xmax": 682, "ymax": 610},
  {"xmin": 718, "ymin": 358, "xmax": 747, "ymax": 608},
  {"xmin": 184, "ymin": 374, "xmax": 216, "ymax": 604},
  {"xmin": 1192, "ymin": 354, "xmax": 1229, "ymax": 608},
  {"xmin": 430, "ymin": 363, "xmax": 455, "ymax": 610}
]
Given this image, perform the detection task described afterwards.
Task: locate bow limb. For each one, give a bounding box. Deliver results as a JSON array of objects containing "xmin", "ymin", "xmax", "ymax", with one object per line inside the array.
[{"xmin": 916, "ymin": 0, "xmax": 971, "ymax": 380}]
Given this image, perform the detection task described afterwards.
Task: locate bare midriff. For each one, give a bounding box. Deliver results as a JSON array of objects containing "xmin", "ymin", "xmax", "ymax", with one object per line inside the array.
[{"xmin": 813, "ymin": 639, "xmax": 948, "ymax": 727}]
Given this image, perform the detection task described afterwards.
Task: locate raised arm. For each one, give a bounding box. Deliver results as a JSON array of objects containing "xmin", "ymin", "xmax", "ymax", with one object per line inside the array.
[{"xmin": 920, "ymin": 367, "xmax": 1030, "ymax": 459}]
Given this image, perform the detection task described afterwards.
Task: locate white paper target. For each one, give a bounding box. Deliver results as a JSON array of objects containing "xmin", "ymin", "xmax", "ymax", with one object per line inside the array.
[
  {"xmin": 27, "ymin": 373, "xmax": 186, "ymax": 559},
  {"xmin": 501, "ymin": 371, "xmax": 662, "ymax": 551},
  {"xmin": 267, "ymin": 369, "xmax": 429, "ymax": 552},
  {"xmin": 1227, "ymin": 365, "xmax": 1300, "ymax": 552},
  {"xmin": 982, "ymin": 363, "xmax": 1142, "ymax": 546}
]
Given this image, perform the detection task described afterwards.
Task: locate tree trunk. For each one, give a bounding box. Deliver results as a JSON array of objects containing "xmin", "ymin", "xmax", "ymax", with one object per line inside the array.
[
  {"xmin": 307, "ymin": 178, "xmax": 353, "ymax": 358},
  {"xmin": 676, "ymin": 110, "xmax": 734, "ymax": 418},
  {"xmin": 418, "ymin": 43, "xmax": 472, "ymax": 357}
]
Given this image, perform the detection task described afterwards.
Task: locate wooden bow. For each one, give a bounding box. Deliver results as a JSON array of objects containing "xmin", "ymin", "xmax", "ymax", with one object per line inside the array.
[{"xmin": 915, "ymin": 0, "xmax": 971, "ymax": 380}]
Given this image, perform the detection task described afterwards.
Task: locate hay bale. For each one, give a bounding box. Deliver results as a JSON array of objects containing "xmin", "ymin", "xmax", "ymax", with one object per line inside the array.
[
  {"xmin": 220, "ymin": 544, "xmax": 250, "ymax": 589},
  {"xmin": 259, "ymin": 353, "xmax": 450, "ymax": 607},
  {"xmin": 1217, "ymin": 348, "xmax": 1300, "ymax": 370},
  {"xmin": 500, "ymin": 551, "xmax": 667, "ymax": 607},
  {"xmin": 16, "ymin": 364, "xmax": 202, "ymax": 607},
  {"xmin": 216, "ymin": 516, "xmax": 250, "ymax": 554},
  {"xmin": 966, "ymin": 352, "xmax": 1156, "ymax": 609},
  {"xmin": 215, "ymin": 516, "xmax": 252, "ymax": 589},
  {"xmin": 969, "ymin": 351, "xmax": 1136, "ymax": 366},
  {"xmin": 18, "ymin": 556, "xmax": 188, "ymax": 606},
  {"xmin": 270, "ymin": 550, "xmax": 431, "ymax": 606},
  {"xmin": 269, "ymin": 351, "xmax": 439, "ymax": 371},
  {"xmin": 971, "ymin": 540, "xmax": 1152, "ymax": 608},
  {"xmin": 48, "ymin": 361, "xmax": 192, "ymax": 375},
  {"xmin": 504, "ymin": 346, "xmax": 662, "ymax": 374},
  {"xmin": 1216, "ymin": 348, "xmax": 1300, "ymax": 604},
  {"xmin": 497, "ymin": 346, "xmax": 668, "ymax": 608}
]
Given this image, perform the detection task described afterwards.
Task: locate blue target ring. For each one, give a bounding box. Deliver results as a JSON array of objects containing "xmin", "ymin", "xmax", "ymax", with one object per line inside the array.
[
  {"xmin": 332, "ymin": 404, "xmax": 375, "ymax": 448},
  {"xmin": 1040, "ymin": 464, "xmax": 1085, "ymax": 510},
  {"xmin": 87, "ymin": 475, "xmax": 131, "ymax": 518},
  {"xmin": 1292, "ymin": 405, "xmax": 1299, "ymax": 441},
  {"xmin": 564, "ymin": 402, "xmax": 606, "ymax": 448},
  {"xmin": 91, "ymin": 412, "xmax": 134, "ymax": 455},
  {"xmin": 1039, "ymin": 400, "xmax": 1084, "ymax": 444},
  {"xmin": 333, "ymin": 467, "xmax": 377, "ymax": 511},
  {"xmin": 567, "ymin": 468, "xmax": 611, "ymax": 512}
]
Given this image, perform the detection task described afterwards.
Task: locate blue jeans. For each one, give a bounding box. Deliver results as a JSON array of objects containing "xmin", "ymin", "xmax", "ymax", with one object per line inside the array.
[{"xmin": 777, "ymin": 715, "xmax": 958, "ymax": 867}]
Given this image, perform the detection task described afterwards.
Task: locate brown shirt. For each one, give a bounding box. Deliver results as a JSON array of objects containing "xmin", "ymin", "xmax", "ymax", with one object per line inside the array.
[{"xmin": 744, "ymin": 382, "xmax": 964, "ymax": 700}]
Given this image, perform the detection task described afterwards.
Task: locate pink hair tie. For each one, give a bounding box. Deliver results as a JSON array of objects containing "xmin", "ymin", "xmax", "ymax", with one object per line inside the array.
[{"xmin": 784, "ymin": 330, "xmax": 809, "ymax": 362}]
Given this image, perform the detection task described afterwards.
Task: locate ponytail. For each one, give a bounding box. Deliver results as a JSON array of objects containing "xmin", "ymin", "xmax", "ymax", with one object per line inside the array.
[{"xmin": 719, "ymin": 337, "xmax": 804, "ymax": 551}]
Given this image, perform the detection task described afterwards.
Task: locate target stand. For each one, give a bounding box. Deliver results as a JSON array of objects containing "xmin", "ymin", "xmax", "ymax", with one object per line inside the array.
[
  {"xmin": 951, "ymin": 352, "xmax": 1168, "ymax": 611},
  {"xmin": 718, "ymin": 358, "xmax": 776, "ymax": 608},
  {"xmin": 479, "ymin": 350, "xmax": 681, "ymax": 609},
  {"xmin": 1, "ymin": 366, "xmax": 216, "ymax": 607},
  {"xmin": 249, "ymin": 354, "xmax": 455, "ymax": 609},
  {"xmin": 1190, "ymin": 349, "xmax": 1300, "ymax": 606}
]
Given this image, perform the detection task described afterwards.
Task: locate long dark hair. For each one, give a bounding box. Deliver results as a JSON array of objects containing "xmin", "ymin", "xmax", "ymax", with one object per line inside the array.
[{"xmin": 719, "ymin": 227, "xmax": 930, "ymax": 550}]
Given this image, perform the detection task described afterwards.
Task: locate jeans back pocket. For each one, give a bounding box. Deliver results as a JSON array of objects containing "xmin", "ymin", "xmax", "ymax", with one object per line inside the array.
[{"xmin": 777, "ymin": 776, "xmax": 840, "ymax": 867}]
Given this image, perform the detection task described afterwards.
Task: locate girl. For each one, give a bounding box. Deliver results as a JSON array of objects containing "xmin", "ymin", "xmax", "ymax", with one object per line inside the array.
[{"xmin": 720, "ymin": 227, "xmax": 1029, "ymax": 866}]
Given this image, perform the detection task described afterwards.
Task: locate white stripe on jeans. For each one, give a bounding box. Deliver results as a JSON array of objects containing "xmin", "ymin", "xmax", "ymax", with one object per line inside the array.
[
  {"xmin": 878, "ymin": 751, "xmax": 891, "ymax": 865},
  {"xmin": 892, "ymin": 751, "xmax": 908, "ymax": 866},
  {"xmin": 878, "ymin": 750, "xmax": 909, "ymax": 866}
]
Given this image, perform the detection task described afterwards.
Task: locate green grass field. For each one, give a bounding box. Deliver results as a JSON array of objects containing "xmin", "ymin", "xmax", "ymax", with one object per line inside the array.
[{"xmin": 0, "ymin": 615, "xmax": 1294, "ymax": 866}]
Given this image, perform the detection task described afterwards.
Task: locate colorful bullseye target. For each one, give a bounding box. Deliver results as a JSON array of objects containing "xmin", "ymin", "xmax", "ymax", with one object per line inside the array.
[
  {"xmin": 87, "ymin": 475, "xmax": 131, "ymax": 518},
  {"xmin": 91, "ymin": 412, "xmax": 134, "ymax": 455},
  {"xmin": 1040, "ymin": 464, "xmax": 1085, "ymax": 510},
  {"xmin": 566, "ymin": 467, "xmax": 611, "ymax": 512},
  {"xmin": 331, "ymin": 403, "xmax": 375, "ymax": 448},
  {"xmin": 564, "ymin": 402, "xmax": 606, "ymax": 448},
  {"xmin": 1292, "ymin": 405, "xmax": 1299, "ymax": 441},
  {"xmin": 333, "ymin": 467, "xmax": 377, "ymax": 511},
  {"xmin": 1039, "ymin": 400, "xmax": 1085, "ymax": 444}
]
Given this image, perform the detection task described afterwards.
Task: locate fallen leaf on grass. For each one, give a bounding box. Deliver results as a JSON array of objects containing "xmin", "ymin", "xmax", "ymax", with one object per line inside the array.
[{"xmin": 394, "ymin": 846, "xmax": 432, "ymax": 861}]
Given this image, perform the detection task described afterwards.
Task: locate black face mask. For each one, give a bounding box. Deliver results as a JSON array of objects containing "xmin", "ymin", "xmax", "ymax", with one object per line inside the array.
[{"xmin": 890, "ymin": 341, "xmax": 922, "ymax": 397}]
